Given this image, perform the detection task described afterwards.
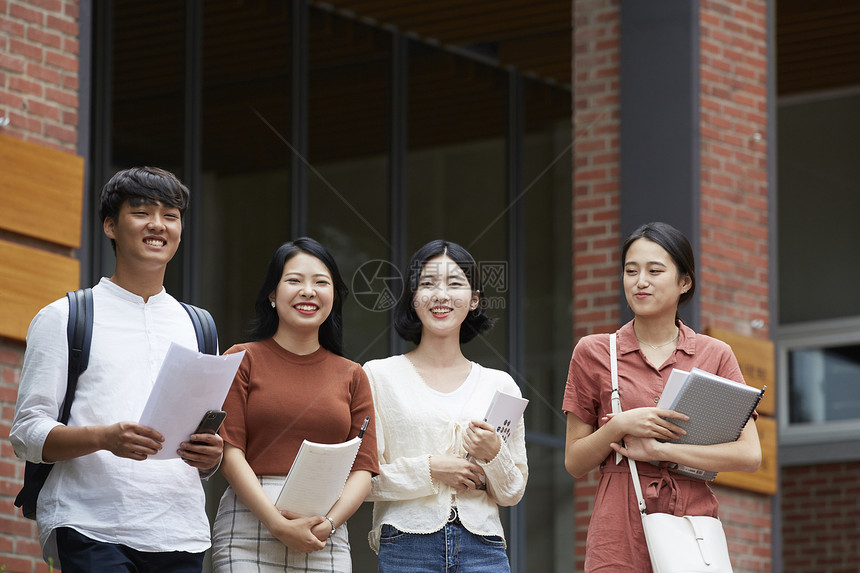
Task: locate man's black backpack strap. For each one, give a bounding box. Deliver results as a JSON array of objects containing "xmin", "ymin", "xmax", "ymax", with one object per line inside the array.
[
  {"xmin": 14, "ymin": 288, "xmax": 93, "ymax": 519},
  {"xmin": 61, "ymin": 288, "xmax": 94, "ymax": 421},
  {"xmin": 179, "ymin": 302, "xmax": 218, "ymax": 355}
]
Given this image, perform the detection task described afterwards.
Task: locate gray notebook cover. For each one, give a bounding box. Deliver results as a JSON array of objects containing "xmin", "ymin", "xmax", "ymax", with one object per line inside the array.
[{"xmin": 657, "ymin": 367, "xmax": 765, "ymax": 480}]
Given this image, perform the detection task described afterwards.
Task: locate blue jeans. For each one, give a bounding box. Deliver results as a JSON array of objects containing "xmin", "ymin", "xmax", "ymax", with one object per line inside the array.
[{"xmin": 377, "ymin": 514, "xmax": 510, "ymax": 573}]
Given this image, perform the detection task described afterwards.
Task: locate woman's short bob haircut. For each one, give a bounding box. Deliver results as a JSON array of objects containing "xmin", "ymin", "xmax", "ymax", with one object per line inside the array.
[
  {"xmin": 394, "ymin": 239, "xmax": 496, "ymax": 345},
  {"xmin": 621, "ymin": 221, "xmax": 696, "ymax": 307},
  {"xmin": 249, "ymin": 237, "xmax": 349, "ymax": 356}
]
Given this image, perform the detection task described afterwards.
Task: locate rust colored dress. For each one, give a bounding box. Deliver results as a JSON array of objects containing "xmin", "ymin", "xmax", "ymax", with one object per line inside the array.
[{"xmin": 562, "ymin": 321, "xmax": 750, "ymax": 572}]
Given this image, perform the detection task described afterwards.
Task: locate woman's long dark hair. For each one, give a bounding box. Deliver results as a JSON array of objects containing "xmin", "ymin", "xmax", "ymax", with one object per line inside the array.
[{"xmin": 249, "ymin": 238, "xmax": 349, "ymax": 356}]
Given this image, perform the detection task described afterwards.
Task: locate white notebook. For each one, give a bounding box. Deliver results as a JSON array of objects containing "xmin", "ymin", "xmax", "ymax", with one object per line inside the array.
[
  {"xmin": 483, "ymin": 390, "xmax": 529, "ymax": 443},
  {"xmin": 657, "ymin": 368, "xmax": 764, "ymax": 480},
  {"xmin": 274, "ymin": 436, "xmax": 362, "ymax": 516}
]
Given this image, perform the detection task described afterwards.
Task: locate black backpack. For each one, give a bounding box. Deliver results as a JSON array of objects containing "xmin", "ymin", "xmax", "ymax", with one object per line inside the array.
[{"xmin": 14, "ymin": 288, "xmax": 218, "ymax": 519}]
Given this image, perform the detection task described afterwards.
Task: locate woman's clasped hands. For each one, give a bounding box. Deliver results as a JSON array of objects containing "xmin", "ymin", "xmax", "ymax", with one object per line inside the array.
[
  {"xmin": 602, "ymin": 407, "xmax": 689, "ymax": 462},
  {"xmin": 273, "ymin": 510, "xmax": 328, "ymax": 553}
]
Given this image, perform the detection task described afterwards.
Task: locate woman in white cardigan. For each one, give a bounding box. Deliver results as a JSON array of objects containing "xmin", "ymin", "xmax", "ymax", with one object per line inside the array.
[{"xmin": 363, "ymin": 240, "xmax": 528, "ymax": 573}]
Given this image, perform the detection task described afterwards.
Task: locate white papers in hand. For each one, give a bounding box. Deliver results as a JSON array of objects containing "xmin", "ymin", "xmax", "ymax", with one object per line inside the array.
[
  {"xmin": 138, "ymin": 343, "xmax": 244, "ymax": 460},
  {"xmin": 275, "ymin": 437, "xmax": 362, "ymax": 517}
]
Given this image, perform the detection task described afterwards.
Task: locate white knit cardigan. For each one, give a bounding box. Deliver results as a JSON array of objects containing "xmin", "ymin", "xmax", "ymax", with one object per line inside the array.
[{"xmin": 363, "ymin": 355, "xmax": 529, "ymax": 553}]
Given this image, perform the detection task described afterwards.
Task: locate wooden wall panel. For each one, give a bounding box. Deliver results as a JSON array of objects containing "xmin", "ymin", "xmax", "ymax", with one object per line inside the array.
[
  {"xmin": 0, "ymin": 134, "xmax": 85, "ymax": 248},
  {"xmin": 714, "ymin": 415, "xmax": 778, "ymax": 495},
  {"xmin": 0, "ymin": 240, "xmax": 80, "ymax": 341},
  {"xmin": 705, "ymin": 327, "xmax": 775, "ymax": 416}
]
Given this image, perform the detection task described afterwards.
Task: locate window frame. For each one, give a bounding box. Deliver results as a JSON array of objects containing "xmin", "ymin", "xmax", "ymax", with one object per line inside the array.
[{"xmin": 778, "ymin": 315, "xmax": 860, "ymax": 450}]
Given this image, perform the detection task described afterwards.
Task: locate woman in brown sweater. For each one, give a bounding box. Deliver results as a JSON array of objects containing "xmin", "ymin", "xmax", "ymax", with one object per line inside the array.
[{"xmin": 212, "ymin": 238, "xmax": 378, "ymax": 573}]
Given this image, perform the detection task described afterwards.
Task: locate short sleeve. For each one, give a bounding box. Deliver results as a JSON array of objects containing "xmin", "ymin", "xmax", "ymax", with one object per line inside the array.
[
  {"xmin": 349, "ymin": 365, "xmax": 379, "ymax": 475},
  {"xmin": 561, "ymin": 335, "xmax": 607, "ymax": 427},
  {"xmin": 219, "ymin": 344, "xmax": 251, "ymax": 451}
]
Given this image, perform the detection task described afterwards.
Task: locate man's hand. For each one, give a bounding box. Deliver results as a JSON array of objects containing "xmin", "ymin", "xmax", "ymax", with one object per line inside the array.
[
  {"xmin": 102, "ymin": 422, "xmax": 164, "ymax": 460},
  {"xmin": 178, "ymin": 432, "xmax": 224, "ymax": 470}
]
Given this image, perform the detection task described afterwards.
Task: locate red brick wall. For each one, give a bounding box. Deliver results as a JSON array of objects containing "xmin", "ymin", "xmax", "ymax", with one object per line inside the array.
[
  {"xmin": 699, "ymin": 1, "xmax": 772, "ymax": 571},
  {"xmin": 571, "ymin": 0, "xmax": 621, "ymax": 344},
  {"xmin": 571, "ymin": 0, "xmax": 620, "ymax": 570},
  {"xmin": 1, "ymin": 0, "xmax": 80, "ymax": 153},
  {"xmin": 699, "ymin": 0, "xmax": 769, "ymax": 339},
  {"xmin": 571, "ymin": 1, "xmax": 772, "ymax": 571},
  {"xmin": 782, "ymin": 462, "xmax": 860, "ymax": 572},
  {"xmin": 1, "ymin": 1, "xmax": 80, "ymax": 570}
]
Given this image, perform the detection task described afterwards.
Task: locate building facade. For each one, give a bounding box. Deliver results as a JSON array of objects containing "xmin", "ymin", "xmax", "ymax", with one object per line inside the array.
[{"xmin": 2, "ymin": 0, "xmax": 859, "ymax": 572}]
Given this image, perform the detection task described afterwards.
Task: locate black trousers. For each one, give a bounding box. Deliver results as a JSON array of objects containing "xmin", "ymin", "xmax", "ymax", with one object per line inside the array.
[{"xmin": 55, "ymin": 527, "xmax": 205, "ymax": 573}]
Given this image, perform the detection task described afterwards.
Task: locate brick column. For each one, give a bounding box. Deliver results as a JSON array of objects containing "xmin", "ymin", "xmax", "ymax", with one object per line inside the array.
[
  {"xmin": 571, "ymin": 1, "xmax": 621, "ymax": 571},
  {"xmin": 1, "ymin": 1, "xmax": 81, "ymax": 570},
  {"xmin": 571, "ymin": 0, "xmax": 621, "ymax": 342},
  {"xmin": 700, "ymin": 2, "xmax": 771, "ymax": 571},
  {"xmin": 699, "ymin": 0, "xmax": 770, "ymax": 338}
]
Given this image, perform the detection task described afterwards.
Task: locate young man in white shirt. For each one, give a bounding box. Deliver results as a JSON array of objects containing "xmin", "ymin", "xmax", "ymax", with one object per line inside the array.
[{"xmin": 11, "ymin": 167, "xmax": 223, "ymax": 572}]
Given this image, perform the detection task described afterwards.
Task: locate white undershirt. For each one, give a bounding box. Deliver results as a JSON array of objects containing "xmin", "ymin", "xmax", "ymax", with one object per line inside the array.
[{"xmin": 426, "ymin": 362, "xmax": 481, "ymax": 419}]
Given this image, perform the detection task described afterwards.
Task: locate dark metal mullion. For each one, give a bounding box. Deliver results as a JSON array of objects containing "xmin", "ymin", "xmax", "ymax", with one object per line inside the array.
[
  {"xmin": 291, "ymin": 0, "xmax": 309, "ymax": 238},
  {"xmin": 766, "ymin": 0, "xmax": 782, "ymax": 570},
  {"xmin": 388, "ymin": 34, "xmax": 408, "ymax": 357},
  {"xmin": 182, "ymin": 0, "xmax": 203, "ymax": 303},
  {"xmin": 505, "ymin": 69, "xmax": 526, "ymax": 573},
  {"xmin": 90, "ymin": 0, "xmax": 114, "ymax": 285},
  {"xmin": 77, "ymin": 0, "xmax": 94, "ymax": 289}
]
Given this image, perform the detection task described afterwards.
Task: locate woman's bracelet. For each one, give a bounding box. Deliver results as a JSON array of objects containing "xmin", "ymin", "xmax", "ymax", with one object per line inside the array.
[{"xmin": 324, "ymin": 515, "xmax": 336, "ymax": 536}]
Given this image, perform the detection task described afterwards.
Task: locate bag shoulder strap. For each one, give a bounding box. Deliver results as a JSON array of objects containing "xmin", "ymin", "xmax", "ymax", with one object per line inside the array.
[
  {"xmin": 610, "ymin": 332, "xmax": 648, "ymax": 517},
  {"xmin": 609, "ymin": 333, "xmax": 623, "ymax": 464},
  {"xmin": 179, "ymin": 302, "xmax": 218, "ymax": 355},
  {"xmin": 61, "ymin": 288, "xmax": 94, "ymax": 424}
]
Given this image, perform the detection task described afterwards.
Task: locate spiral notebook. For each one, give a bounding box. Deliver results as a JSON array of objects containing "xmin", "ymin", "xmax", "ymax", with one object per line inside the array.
[
  {"xmin": 657, "ymin": 368, "xmax": 765, "ymax": 481},
  {"xmin": 275, "ymin": 436, "xmax": 362, "ymax": 516}
]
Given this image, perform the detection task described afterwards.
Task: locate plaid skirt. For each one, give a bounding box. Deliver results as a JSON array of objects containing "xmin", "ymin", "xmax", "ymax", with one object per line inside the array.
[{"xmin": 212, "ymin": 476, "xmax": 352, "ymax": 573}]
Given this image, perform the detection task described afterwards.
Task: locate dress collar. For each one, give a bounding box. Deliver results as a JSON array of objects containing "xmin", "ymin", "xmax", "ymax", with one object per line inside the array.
[{"xmin": 617, "ymin": 319, "xmax": 696, "ymax": 356}]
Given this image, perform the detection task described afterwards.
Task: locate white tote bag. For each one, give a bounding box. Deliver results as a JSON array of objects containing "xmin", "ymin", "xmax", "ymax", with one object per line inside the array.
[{"xmin": 610, "ymin": 334, "xmax": 734, "ymax": 573}]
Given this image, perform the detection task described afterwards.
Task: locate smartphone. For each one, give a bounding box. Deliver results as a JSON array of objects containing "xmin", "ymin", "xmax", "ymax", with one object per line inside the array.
[{"xmin": 191, "ymin": 410, "xmax": 226, "ymax": 445}]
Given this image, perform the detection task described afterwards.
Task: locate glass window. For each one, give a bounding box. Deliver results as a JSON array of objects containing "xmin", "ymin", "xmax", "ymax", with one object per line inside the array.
[
  {"xmin": 522, "ymin": 78, "xmax": 574, "ymax": 571},
  {"xmin": 305, "ymin": 13, "xmax": 391, "ymax": 568},
  {"xmin": 108, "ymin": 0, "xmax": 186, "ymax": 294},
  {"xmin": 789, "ymin": 345, "xmax": 860, "ymax": 424},
  {"xmin": 98, "ymin": 5, "xmax": 575, "ymax": 571},
  {"xmin": 197, "ymin": 1, "xmax": 293, "ymax": 346},
  {"xmin": 779, "ymin": 317, "xmax": 860, "ymax": 443},
  {"xmin": 306, "ymin": 10, "xmax": 391, "ymax": 365},
  {"xmin": 406, "ymin": 42, "xmax": 509, "ymax": 370},
  {"xmin": 778, "ymin": 93, "xmax": 860, "ymax": 324}
]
